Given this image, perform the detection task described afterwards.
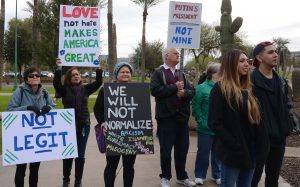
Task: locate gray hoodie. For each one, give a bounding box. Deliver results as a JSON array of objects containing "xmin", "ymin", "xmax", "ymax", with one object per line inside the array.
[{"xmin": 7, "ymin": 83, "xmax": 55, "ymax": 112}]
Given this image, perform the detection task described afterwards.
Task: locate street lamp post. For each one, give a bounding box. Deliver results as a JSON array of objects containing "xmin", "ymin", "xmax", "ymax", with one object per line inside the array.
[{"xmin": 13, "ymin": 0, "xmax": 18, "ymax": 90}]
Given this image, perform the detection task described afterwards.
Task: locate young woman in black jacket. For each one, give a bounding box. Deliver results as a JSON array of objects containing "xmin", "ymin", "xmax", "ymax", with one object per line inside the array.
[
  {"xmin": 53, "ymin": 58, "xmax": 102, "ymax": 187},
  {"xmin": 208, "ymin": 49, "xmax": 267, "ymax": 187}
]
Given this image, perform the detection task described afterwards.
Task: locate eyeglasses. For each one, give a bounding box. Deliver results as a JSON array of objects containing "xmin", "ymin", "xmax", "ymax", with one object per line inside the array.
[{"xmin": 28, "ymin": 73, "xmax": 41, "ymax": 78}]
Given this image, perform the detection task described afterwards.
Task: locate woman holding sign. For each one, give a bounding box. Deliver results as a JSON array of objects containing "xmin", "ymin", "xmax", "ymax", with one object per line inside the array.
[
  {"xmin": 53, "ymin": 58, "xmax": 102, "ymax": 187},
  {"xmin": 7, "ymin": 67, "xmax": 54, "ymax": 187},
  {"xmin": 94, "ymin": 62, "xmax": 136, "ymax": 187}
]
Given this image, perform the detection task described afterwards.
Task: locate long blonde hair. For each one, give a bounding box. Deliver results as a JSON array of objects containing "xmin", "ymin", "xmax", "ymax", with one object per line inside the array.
[{"xmin": 219, "ymin": 49, "xmax": 261, "ymax": 124}]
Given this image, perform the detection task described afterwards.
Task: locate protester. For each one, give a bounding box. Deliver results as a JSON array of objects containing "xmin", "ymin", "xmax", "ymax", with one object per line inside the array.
[
  {"xmin": 197, "ymin": 71, "xmax": 207, "ymax": 85},
  {"xmin": 7, "ymin": 67, "xmax": 54, "ymax": 187},
  {"xmin": 192, "ymin": 62, "xmax": 221, "ymax": 185},
  {"xmin": 251, "ymin": 41, "xmax": 294, "ymax": 187},
  {"xmin": 150, "ymin": 48, "xmax": 196, "ymax": 187},
  {"xmin": 208, "ymin": 49, "xmax": 268, "ymax": 187},
  {"xmin": 53, "ymin": 58, "xmax": 102, "ymax": 187},
  {"xmin": 94, "ymin": 62, "xmax": 136, "ymax": 187}
]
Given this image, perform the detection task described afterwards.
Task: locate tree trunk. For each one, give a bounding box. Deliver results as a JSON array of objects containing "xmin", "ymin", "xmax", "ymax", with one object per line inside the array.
[
  {"xmin": 0, "ymin": 0, "xmax": 5, "ymax": 90},
  {"xmin": 32, "ymin": 0, "xmax": 39, "ymax": 68},
  {"xmin": 107, "ymin": 0, "xmax": 114, "ymax": 82},
  {"xmin": 113, "ymin": 23, "xmax": 117, "ymax": 68},
  {"xmin": 141, "ymin": 7, "xmax": 147, "ymax": 83}
]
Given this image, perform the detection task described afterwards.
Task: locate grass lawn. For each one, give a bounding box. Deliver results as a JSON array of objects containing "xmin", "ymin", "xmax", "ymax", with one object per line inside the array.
[
  {"xmin": 0, "ymin": 95, "xmax": 96, "ymax": 155},
  {"xmin": 0, "ymin": 87, "xmax": 99, "ymax": 95}
]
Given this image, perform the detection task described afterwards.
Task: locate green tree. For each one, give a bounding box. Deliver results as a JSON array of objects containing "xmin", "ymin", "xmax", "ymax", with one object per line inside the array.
[
  {"xmin": 131, "ymin": 40, "xmax": 164, "ymax": 77},
  {"xmin": 25, "ymin": 0, "xmax": 107, "ymax": 71},
  {"xmin": 4, "ymin": 18, "xmax": 33, "ymax": 79},
  {"xmin": 273, "ymin": 37, "xmax": 291, "ymax": 75},
  {"xmin": 0, "ymin": 0, "xmax": 5, "ymax": 89},
  {"xmin": 190, "ymin": 22, "xmax": 220, "ymax": 75},
  {"xmin": 131, "ymin": 0, "xmax": 163, "ymax": 83}
]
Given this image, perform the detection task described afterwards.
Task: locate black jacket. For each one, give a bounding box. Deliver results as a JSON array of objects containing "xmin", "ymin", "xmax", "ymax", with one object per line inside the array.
[
  {"xmin": 251, "ymin": 68, "xmax": 293, "ymax": 145},
  {"xmin": 53, "ymin": 68, "xmax": 102, "ymax": 124},
  {"xmin": 94, "ymin": 87, "xmax": 105, "ymax": 124},
  {"xmin": 208, "ymin": 83, "xmax": 269, "ymax": 169},
  {"xmin": 150, "ymin": 67, "xmax": 195, "ymax": 120}
]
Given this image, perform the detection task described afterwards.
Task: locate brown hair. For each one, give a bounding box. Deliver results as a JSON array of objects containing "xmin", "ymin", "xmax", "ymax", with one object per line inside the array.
[
  {"xmin": 64, "ymin": 67, "xmax": 81, "ymax": 86},
  {"xmin": 220, "ymin": 49, "xmax": 261, "ymax": 124}
]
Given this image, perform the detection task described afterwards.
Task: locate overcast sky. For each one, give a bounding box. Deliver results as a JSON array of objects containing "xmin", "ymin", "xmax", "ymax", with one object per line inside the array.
[{"xmin": 5, "ymin": 0, "xmax": 300, "ymax": 58}]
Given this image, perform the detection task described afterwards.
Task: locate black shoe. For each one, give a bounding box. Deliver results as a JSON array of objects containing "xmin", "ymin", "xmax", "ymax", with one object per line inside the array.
[
  {"xmin": 62, "ymin": 181, "xmax": 70, "ymax": 187},
  {"xmin": 74, "ymin": 181, "xmax": 82, "ymax": 187}
]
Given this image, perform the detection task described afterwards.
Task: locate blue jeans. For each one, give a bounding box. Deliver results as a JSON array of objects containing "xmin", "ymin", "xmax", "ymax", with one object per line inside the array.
[
  {"xmin": 77, "ymin": 125, "xmax": 90, "ymax": 158},
  {"xmin": 157, "ymin": 117, "xmax": 190, "ymax": 180},
  {"xmin": 220, "ymin": 162, "xmax": 254, "ymax": 187},
  {"xmin": 194, "ymin": 133, "xmax": 221, "ymax": 179}
]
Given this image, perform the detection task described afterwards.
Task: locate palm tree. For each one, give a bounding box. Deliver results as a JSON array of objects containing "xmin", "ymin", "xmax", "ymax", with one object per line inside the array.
[
  {"xmin": 0, "ymin": 0, "xmax": 5, "ymax": 89},
  {"xmin": 131, "ymin": 0, "xmax": 163, "ymax": 82},
  {"xmin": 107, "ymin": 0, "xmax": 114, "ymax": 82},
  {"xmin": 273, "ymin": 37, "xmax": 290, "ymax": 73}
]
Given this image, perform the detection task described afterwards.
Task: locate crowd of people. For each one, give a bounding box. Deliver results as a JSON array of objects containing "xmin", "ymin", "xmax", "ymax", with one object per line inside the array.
[{"xmin": 0, "ymin": 41, "xmax": 294, "ymax": 187}]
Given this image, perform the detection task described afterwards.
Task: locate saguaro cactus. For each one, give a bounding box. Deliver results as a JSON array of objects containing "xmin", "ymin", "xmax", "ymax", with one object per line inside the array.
[{"xmin": 215, "ymin": 0, "xmax": 243, "ymax": 56}]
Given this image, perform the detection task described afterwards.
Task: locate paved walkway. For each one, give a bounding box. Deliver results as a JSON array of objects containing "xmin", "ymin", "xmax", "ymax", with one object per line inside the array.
[{"xmin": 0, "ymin": 96, "xmax": 296, "ymax": 186}]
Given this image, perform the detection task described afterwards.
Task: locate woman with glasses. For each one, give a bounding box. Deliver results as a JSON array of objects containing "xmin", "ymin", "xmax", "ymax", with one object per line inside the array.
[
  {"xmin": 53, "ymin": 58, "xmax": 102, "ymax": 187},
  {"xmin": 7, "ymin": 67, "xmax": 55, "ymax": 187}
]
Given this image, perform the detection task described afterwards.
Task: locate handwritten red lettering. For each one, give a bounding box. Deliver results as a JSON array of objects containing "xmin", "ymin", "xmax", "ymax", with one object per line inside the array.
[{"xmin": 62, "ymin": 6, "xmax": 98, "ymax": 19}]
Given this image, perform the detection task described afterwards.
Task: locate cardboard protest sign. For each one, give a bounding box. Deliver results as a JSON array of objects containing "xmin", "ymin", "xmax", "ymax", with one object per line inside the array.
[
  {"xmin": 167, "ymin": 1, "xmax": 202, "ymax": 49},
  {"xmin": 104, "ymin": 83, "xmax": 154, "ymax": 155},
  {"xmin": 1, "ymin": 109, "xmax": 78, "ymax": 166},
  {"xmin": 59, "ymin": 5, "xmax": 100, "ymax": 67}
]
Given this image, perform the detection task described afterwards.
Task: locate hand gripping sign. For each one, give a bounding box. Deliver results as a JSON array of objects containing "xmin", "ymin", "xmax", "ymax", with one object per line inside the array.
[{"xmin": 1, "ymin": 109, "xmax": 78, "ymax": 166}]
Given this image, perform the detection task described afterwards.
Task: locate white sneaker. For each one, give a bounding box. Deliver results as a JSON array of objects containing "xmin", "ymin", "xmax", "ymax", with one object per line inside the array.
[
  {"xmin": 195, "ymin": 178, "xmax": 204, "ymax": 185},
  {"xmin": 161, "ymin": 178, "xmax": 170, "ymax": 187},
  {"xmin": 213, "ymin": 178, "xmax": 221, "ymax": 185},
  {"xmin": 177, "ymin": 178, "xmax": 196, "ymax": 187}
]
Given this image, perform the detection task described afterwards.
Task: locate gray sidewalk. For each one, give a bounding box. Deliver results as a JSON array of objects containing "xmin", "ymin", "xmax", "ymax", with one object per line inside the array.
[
  {"xmin": 0, "ymin": 113, "xmax": 293, "ymax": 187},
  {"xmin": 0, "ymin": 95, "xmax": 295, "ymax": 186}
]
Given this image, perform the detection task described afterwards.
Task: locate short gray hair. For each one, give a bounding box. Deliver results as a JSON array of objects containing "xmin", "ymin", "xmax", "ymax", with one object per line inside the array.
[
  {"xmin": 206, "ymin": 62, "xmax": 221, "ymax": 80},
  {"xmin": 162, "ymin": 48, "xmax": 170, "ymax": 64}
]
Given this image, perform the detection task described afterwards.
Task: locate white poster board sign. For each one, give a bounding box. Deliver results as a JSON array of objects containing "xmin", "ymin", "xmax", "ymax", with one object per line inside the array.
[
  {"xmin": 1, "ymin": 109, "xmax": 78, "ymax": 166},
  {"xmin": 167, "ymin": 1, "xmax": 202, "ymax": 49},
  {"xmin": 59, "ymin": 5, "xmax": 100, "ymax": 67}
]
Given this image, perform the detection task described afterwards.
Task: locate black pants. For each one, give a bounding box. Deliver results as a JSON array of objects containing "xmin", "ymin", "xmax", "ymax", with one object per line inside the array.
[
  {"xmin": 15, "ymin": 162, "xmax": 40, "ymax": 187},
  {"xmin": 251, "ymin": 144, "xmax": 285, "ymax": 187},
  {"xmin": 157, "ymin": 117, "xmax": 190, "ymax": 180},
  {"xmin": 104, "ymin": 155, "xmax": 136, "ymax": 187}
]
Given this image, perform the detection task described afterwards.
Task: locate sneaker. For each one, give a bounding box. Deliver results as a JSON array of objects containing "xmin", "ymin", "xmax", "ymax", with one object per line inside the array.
[
  {"xmin": 177, "ymin": 178, "xmax": 196, "ymax": 187},
  {"xmin": 213, "ymin": 178, "xmax": 221, "ymax": 185},
  {"xmin": 161, "ymin": 178, "xmax": 170, "ymax": 187},
  {"xmin": 195, "ymin": 178, "xmax": 204, "ymax": 185}
]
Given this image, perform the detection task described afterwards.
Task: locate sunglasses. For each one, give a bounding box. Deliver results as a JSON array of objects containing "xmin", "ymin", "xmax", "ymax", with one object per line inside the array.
[{"xmin": 28, "ymin": 73, "xmax": 41, "ymax": 78}]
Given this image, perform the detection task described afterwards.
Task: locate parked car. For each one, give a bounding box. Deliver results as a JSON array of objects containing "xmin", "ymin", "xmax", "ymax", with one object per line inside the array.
[
  {"xmin": 41, "ymin": 71, "xmax": 54, "ymax": 77},
  {"xmin": 81, "ymin": 71, "xmax": 109, "ymax": 78}
]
